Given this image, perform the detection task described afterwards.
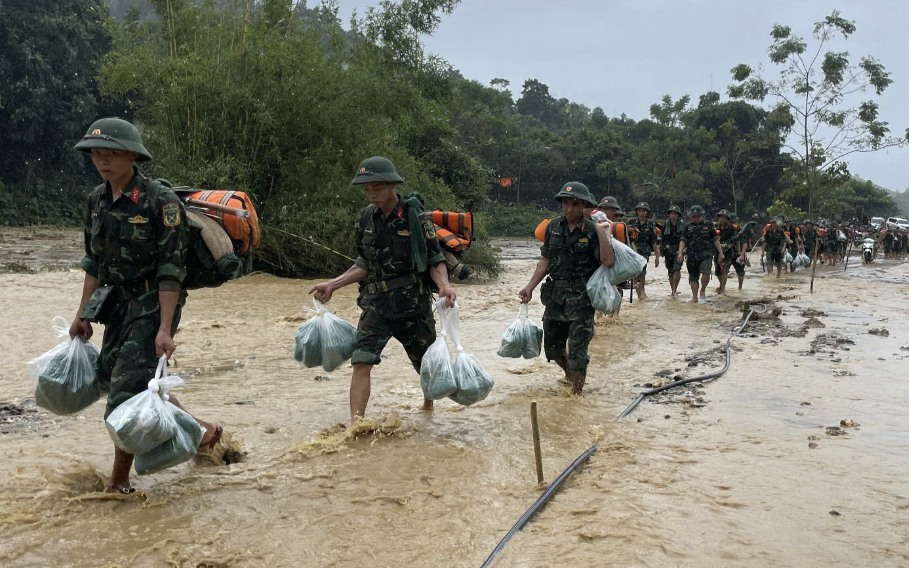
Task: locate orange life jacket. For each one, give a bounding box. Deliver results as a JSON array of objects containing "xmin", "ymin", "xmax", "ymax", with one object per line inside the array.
[
  {"xmin": 435, "ymin": 227, "xmax": 471, "ymax": 252},
  {"xmin": 534, "ymin": 218, "xmax": 629, "ymax": 245},
  {"xmin": 184, "ymin": 190, "xmax": 260, "ymax": 254},
  {"xmin": 431, "ymin": 210, "xmax": 472, "ymax": 241},
  {"xmin": 534, "ymin": 219, "xmax": 549, "ymax": 242},
  {"xmin": 817, "ymin": 228, "xmax": 827, "ymax": 237},
  {"xmin": 612, "ymin": 222, "xmax": 630, "ymax": 244}
]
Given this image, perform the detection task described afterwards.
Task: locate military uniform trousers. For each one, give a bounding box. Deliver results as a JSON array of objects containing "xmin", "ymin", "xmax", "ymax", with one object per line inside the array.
[
  {"xmin": 542, "ymin": 286, "xmax": 595, "ymax": 371},
  {"xmin": 351, "ymin": 308, "xmax": 436, "ymax": 373}
]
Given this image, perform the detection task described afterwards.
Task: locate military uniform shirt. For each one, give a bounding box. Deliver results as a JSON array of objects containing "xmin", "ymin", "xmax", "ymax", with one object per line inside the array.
[
  {"xmin": 541, "ymin": 215, "xmax": 601, "ymax": 321},
  {"xmin": 79, "ymin": 169, "xmax": 187, "ymax": 321},
  {"xmin": 681, "ymin": 220, "xmax": 718, "ymax": 260},
  {"xmin": 628, "ymin": 219, "xmax": 659, "ymax": 255},
  {"xmin": 661, "ymin": 219, "xmax": 683, "ymax": 252},
  {"xmin": 716, "ymin": 223, "xmax": 737, "ymax": 253},
  {"xmin": 354, "ymin": 195, "xmax": 445, "ymax": 318},
  {"xmin": 764, "ymin": 227, "xmax": 787, "ymax": 250}
]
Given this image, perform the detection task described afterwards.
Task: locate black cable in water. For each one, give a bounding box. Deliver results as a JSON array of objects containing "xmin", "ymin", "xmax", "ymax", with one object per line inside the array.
[
  {"xmin": 617, "ymin": 303, "xmax": 766, "ymax": 418},
  {"xmin": 479, "ymin": 443, "xmax": 599, "ymax": 568}
]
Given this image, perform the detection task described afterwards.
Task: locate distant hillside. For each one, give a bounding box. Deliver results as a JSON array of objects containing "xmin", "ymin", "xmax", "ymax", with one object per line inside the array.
[{"xmin": 890, "ymin": 188, "xmax": 909, "ymax": 216}]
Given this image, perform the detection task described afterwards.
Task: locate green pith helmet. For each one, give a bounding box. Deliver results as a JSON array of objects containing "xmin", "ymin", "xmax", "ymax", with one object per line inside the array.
[
  {"xmin": 350, "ymin": 156, "xmax": 405, "ymax": 185},
  {"xmin": 554, "ymin": 181, "xmax": 596, "ymax": 207},
  {"xmin": 598, "ymin": 196, "xmax": 620, "ymax": 210},
  {"xmin": 689, "ymin": 205, "xmax": 705, "ymax": 218},
  {"xmin": 730, "ymin": 213, "xmax": 739, "ymax": 222},
  {"xmin": 74, "ymin": 118, "xmax": 152, "ymax": 161},
  {"xmin": 666, "ymin": 205, "xmax": 682, "ymax": 215},
  {"xmin": 616, "ymin": 208, "xmax": 626, "ymax": 218},
  {"xmin": 717, "ymin": 209, "xmax": 731, "ymax": 219},
  {"xmin": 633, "ymin": 201, "xmax": 651, "ymax": 213}
]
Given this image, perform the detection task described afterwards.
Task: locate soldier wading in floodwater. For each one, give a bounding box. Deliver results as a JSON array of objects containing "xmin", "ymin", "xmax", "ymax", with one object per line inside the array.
[
  {"xmin": 661, "ymin": 205, "xmax": 684, "ymax": 297},
  {"xmin": 70, "ymin": 118, "xmax": 222, "ymax": 494},
  {"xmin": 677, "ymin": 205, "xmax": 724, "ymax": 303},
  {"xmin": 309, "ymin": 157, "xmax": 456, "ymax": 423},
  {"xmin": 518, "ymin": 182, "xmax": 615, "ymax": 394},
  {"xmin": 628, "ymin": 202, "xmax": 660, "ymax": 300}
]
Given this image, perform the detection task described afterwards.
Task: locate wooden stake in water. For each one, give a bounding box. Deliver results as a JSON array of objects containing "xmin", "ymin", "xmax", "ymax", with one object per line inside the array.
[{"xmin": 530, "ymin": 401, "xmax": 544, "ymax": 485}]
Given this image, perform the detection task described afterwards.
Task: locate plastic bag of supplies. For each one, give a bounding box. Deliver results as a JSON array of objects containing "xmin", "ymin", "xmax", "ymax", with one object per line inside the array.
[
  {"xmin": 793, "ymin": 252, "xmax": 810, "ymax": 267},
  {"xmin": 105, "ymin": 356, "xmax": 182, "ymax": 456},
  {"xmin": 604, "ymin": 235, "xmax": 647, "ymax": 284},
  {"xmin": 293, "ymin": 299, "xmax": 357, "ymax": 373},
  {"xmin": 134, "ymin": 402, "xmax": 203, "ymax": 475},
  {"xmin": 783, "ymin": 251, "xmax": 794, "ymax": 264},
  {"xmin": 420, "ymin": 299, "xmax": 458, "ymax": 400},
  {"xmin": 26, "ymin": 317, "xmax": 101, "ymax": 416},
  {"xmin": 586, "ymin": 265, "xmax": 623, "ymax": 314},
  {"xmin": 497, "ymin": 303, "xmax": 543, "ymax": 359}
]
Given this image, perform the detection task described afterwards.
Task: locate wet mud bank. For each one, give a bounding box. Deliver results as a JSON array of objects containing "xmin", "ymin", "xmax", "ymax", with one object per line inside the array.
[{"xmin": 1, "ymin": 234, "xmax": 908, "ymax": 567}]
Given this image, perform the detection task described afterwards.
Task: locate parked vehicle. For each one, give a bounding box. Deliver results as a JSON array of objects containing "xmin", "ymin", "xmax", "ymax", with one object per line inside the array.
[{"xmin": 886, "ymin": 217, "xmax": 909, "ymax": 231}]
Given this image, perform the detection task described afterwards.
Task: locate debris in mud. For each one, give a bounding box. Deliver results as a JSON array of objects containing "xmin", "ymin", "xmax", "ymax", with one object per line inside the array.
[
  {"xmin": 806, "ymin": 332, "xmax": 855, "ymax": 355},
  {"xmin": 825, "ymin": 426, "xmax": 847, "ymax": 437},
  {"xmin": 314, "ymin": 375, "xmax": 331, "ymax": 381},
  {"xmin": 868, "ymin": 328, "xmax": 890, "ymax": 336},
  {"xmin": 800, "ymin": 308, "xmax": 826, "ymax": 318},
  {"xmin": 808, "ymin": 435, "xmax": 819, "ymax": 441},
  {"xmin": 760, "ymin": 338, "xmax": 777, "ymax": 345},
  {"xmin": 234, "ymin": 400, "xmax": 255, "ymax": 405},
  {"xmin": 654, "ymin": 369, "xmax": 675, "ymax": 378},
  {"xmin": 803, "ymin": 317, "xmax": 826, "ymax": 329},
  {"xmin": 839, "ymin": 419, "xmax": 859, "ymax": 428},
  {"xmin": 900, "ymin": 346, "xmax": 909, "ymax": 351},
  {"xmin": 800, "ymin": 402, "xmax": 811, "ymax": 406},
  {"xmin": 832, "ymin": 370, "xmax": 855, "ymax": 377},
  {"xmin": 829, "ymin": 510, "xmax": 842, "ymax": 516},
  {"xmin": 808, "ymin": 442, "xmax": 819, "ymax": 449}
]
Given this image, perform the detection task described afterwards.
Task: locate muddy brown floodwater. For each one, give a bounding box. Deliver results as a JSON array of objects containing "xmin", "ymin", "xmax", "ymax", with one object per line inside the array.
[{"xmin": 2, "ymin": 231, "xmax": 908, "ymax": 567}]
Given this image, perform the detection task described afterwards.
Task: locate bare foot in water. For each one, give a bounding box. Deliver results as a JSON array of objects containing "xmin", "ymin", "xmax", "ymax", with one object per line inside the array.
[
  {"xmin": 699, "ymin": 291, "xmax": 707, "ymax": 299},
  {"xmin": 688, "ymin": 297, "xmax": 698, "ymax": 303}
]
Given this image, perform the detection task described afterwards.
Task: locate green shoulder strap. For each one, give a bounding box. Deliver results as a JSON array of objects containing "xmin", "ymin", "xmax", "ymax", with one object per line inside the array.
[{"xmin": 401, "ymin": 192, "xmax": 428, "ymax": 273}]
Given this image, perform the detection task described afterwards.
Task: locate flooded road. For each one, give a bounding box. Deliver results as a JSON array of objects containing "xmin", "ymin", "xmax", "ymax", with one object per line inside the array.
[{"xmin": 2, "ymin": 233, "xmax": 908, "ymax": 567}]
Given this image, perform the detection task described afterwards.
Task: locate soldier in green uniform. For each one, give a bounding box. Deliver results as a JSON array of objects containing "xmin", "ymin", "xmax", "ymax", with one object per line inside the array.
[
  {"xmin": 677, "ymin": 205, "xmax": 723, "ymax": 303},
  {"xmin": 69, "ymin": 118, "xmax": 221, "ymax": 494},
  {"xmin": 628, "ymin": 202, "xmax": 660, "ymax": 300},
  {"xmin": 762, "ymin": 219, "xmax": 790, "ymax": 277},
  {"xmin": 802, "ymin": 220, "xmax": 818, "ymax": 263},
  {"xmin": 714, "ymin": 210, "xmax": 745, "ymax": 294},
  {"xmin": 309, "ymin": 157, "xmax": 456, "ymax": 422},
  {"xmin": 518, "ymin": 182, "xmax": 615, "ymax": 394},
  {"xmin": 661, "ymin": 205, "xmax": 684, "ymax": 297},
  {"xmin": 825, "ymin": 221, "xmax": 840, "ymax": 265}
]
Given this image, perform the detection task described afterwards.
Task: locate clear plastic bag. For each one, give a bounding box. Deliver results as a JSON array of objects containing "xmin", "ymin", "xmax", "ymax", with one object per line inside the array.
[
  {"xmin": 497, "ymin": 303, "xmax": 543, "ymax": 359},
  {"xmin": 134, "ymin": 402, "xmax": 203, "ymax": 475},
  {"xmin": 586, "ymin": 265, "xmax": 622, "ymax": 314},
  {"xmin": 26, "ymin": 317, "xmax": 101, "ymax": 416},
  {"xmin": 293, "ymin": 299, "xmax": 357, "ymax": 372},
  {"xmin": 793, "ymin": 253, "xmax": 810, "ymax": 267},
  {"xmin": 105, "ymin": 356, "xmax": 182, "ymax": 455},
  {"xmin": 449, "ymin": 350, "xmax": 494, "ymax": 406},
  {"xmin": 604, "ymin": 235, "xmax": 647, "ymax": 284},
  {"xmin": 420, "ymin": 299, "xmax": 458, "ymax": 400},
  {"xmin": 783, "ymin": 251, "xmax": 794, "ymax": 264}
]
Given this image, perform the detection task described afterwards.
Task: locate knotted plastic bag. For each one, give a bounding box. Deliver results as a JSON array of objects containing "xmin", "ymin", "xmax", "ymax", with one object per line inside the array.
[
  {"xmin": 419, "ymin": 299, "xmax": 458, "ymax": 400},
  {"xmin": 783, "ymin": 251, "xmax": 794, "ymax": 264},
  {"xmin": 26, "ymin": 317, "xmax": 101, "ymax": 416},
  {"xmin": 293, "ymin": 299, "xmax": 357, "ymax": 372},
  {"xmin": 604, "ymin": 234, "xmax": 647, "ymax": 284},
  {"xmin": 793, "ymin": 252, "xmax": 809, "ymax": 267},
  {"xmin": 105, "ymin": 356, "xmax": 182, "ymax": 456},
  {"xmin": 445, "ymin": 301, "xmax": 494, "ymax": 406},
  {"xmin": 586, "ymin": 265, "xmax": 622, "ymax": 314},
  {"xmin": 134, "ymin": 402, "xmax": 203, "ymax": 475},
  {"xmin": 497, "ymin": 303, "xmax": 543, "ymax": 359}
]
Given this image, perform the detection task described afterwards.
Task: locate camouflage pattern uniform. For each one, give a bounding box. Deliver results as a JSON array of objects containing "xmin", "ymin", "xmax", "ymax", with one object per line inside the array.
[
  {"xmin": 79, "ymin": 170, "xmax": 188, "ymax": 418},
  {"xmin": 803, "ymin": 223, "xmax": 818, "ymax": 259},
  {"xmin": 825, "ymin": 223, "xmax": 840, "ymax": 255},
  {"xmin": 681, "ymin": 215, "xmax": 718, "ymax": 281},
  {"xmin": 540, "ymin": 216, "xmax": 600, "ymax": 371},
  {"xmin": 350, "ymin": 193, "xmax": 446, "ymax": 372},
  {"xmin": 764, "ymin": 225, "xmax": 786, "ymax": 265},
  {"xmin": 628, "ymin": 216, "xmax": 659, "ymax": 280},
  {"xmin": 715, "ymin": 217, "xmax": 744, "ymax": 277},
  {"xmin": 661, "ymin": 207, "xmax": 683, "ymax": 274}
]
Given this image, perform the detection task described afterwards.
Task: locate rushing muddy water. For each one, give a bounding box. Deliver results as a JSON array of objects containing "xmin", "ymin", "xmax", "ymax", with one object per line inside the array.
[{"xmin": 2, "ymin": 232, "xmax": 908, "ymax": 567}]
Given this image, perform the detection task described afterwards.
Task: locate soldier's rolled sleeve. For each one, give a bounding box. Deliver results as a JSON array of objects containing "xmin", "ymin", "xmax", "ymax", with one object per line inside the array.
[
  {"xmin": 79, "ymin": 196, "xmax": 100, "ymax": 278},
  {"xmin": 155, "ymin": 193, "xmax": 187, "ymax": 284}
]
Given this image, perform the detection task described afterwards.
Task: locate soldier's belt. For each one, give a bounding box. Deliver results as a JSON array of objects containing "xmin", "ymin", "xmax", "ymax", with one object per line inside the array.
[
  {"xmin": 552, "ymin": 277, "xmax": 586, "ymax": 287},
  {"xmin": 365, "ymin": 273, "xmax": 419, "ymax": 294}
]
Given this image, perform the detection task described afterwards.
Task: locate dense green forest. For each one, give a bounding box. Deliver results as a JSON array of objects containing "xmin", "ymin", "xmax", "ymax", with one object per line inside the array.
[{"xmin": 1, "ymin": 0, "xmax": 905, "ymax": 276}]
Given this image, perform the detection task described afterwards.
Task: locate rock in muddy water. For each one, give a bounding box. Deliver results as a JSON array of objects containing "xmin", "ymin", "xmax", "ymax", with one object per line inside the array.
[
  {"xmin": 829, "ymin": 510, "xmax": 842, "ymax": 516},
  {"xmin": 808, "ymin": 442, "xmax": 819, "ymax": 449},
  {"xmin": 839, "ymin": 419, "xmax": 859, "ymax": 428},
  {"xmin": 868, "ymin": 328, "xmax": 890, "ymax": 336},
  {"xmin": 825, "ymin": 426, "xmax": 847, "ymax": 436}
]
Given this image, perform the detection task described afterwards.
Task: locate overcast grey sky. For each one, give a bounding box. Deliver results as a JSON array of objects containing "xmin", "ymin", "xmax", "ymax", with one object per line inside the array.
[{"xmin": 337, "ymin": 0, "xmax": 908, "ymax": 192}]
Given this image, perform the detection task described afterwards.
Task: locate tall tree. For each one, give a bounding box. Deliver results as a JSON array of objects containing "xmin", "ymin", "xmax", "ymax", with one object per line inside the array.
[
  {"xmin": 0, "ymin": 0, "xmax": 111, "ymax": 185},
  {"xmin": 728, "ymin": 10, "xmax": 908, "ymax": 216}
]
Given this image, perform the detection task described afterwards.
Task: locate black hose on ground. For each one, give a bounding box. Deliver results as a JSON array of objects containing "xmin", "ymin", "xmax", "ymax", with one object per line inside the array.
[
  {"xmin": 617, "ymin": 303, "xmax": 767, "ymax": 419},
  {"xmin": 479, "ymin": 443, "xmax": 599, "ymax": 568}
]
